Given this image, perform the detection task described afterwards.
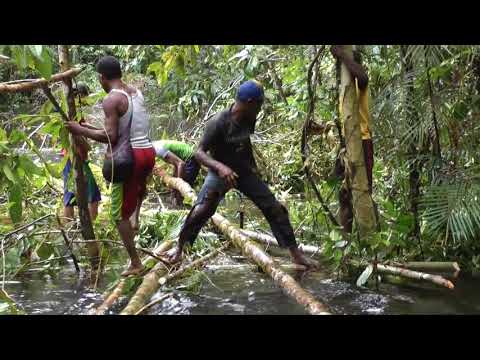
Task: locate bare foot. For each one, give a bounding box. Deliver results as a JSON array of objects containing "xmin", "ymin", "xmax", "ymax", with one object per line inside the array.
[
  {"xmin": 121, "ymin": 264, "xmax": 145, "ymax": 277},
  {"xmin": 290, "ymin": 247, "xmax": 319, "ymax": 269},
  {"xmin": 162, "ymin": 247, "xmax": 183, "ymax": 265}
]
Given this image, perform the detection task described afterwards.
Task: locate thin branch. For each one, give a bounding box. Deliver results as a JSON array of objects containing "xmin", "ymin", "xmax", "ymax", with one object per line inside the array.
[{"xmin": 0, "ymin": 67, "xmax": 84, "ymax": 93}]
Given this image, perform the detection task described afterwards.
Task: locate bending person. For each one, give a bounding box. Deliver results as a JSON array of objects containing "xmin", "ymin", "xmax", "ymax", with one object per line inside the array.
[
  {"xmin": 164, "ymin": 80, "xmax": 316, "ymax": 268},
  {"xmin": 152, "ymin": 139, "xmax": 201, "ymax": 205}
]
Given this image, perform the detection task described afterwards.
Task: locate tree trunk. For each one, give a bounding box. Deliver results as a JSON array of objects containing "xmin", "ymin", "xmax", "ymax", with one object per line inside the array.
[
  {"xmin": 161, "ymin": 175, "xmax": 332, "ymax": 315},
  {"xmin": 58, "ymin": 45, "xmax": 100, "ymax": 271},
  {"xmin": 400, "ymin": 45, "xmax": 423, "ymax": 255},
  {"xmin": 339, "ymin": 45, "xmax": 377, "ymax": 236}
]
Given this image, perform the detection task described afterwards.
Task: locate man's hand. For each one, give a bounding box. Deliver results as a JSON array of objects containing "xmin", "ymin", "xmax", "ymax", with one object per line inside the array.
[
  {"xmin": 217, "ymin": 164, "xmax": 238, "ymax": 189},
  {"xmin": 330, "ymin": 45, "xmax": 344, "ymax": 59},
  {"xmin": 65, "ymin": 121, "xmax": 84, "ymax": 136}
]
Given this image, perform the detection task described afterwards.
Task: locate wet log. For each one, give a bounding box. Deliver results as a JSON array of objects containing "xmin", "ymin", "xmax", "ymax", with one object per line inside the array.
[
  {"xmin": 0, "ymin": 67, "xmax": 83, "ymax": 93},
  {"xmin": 94, "ymin": 240, "xmax": 173, "ymax": 315},
  {"xmin": 375, "ymin": 264, "xmax": 454, "ymax": 289},
  {"xmin": 401, "ymin": 261, "xmax": 460, "ymax": 273},
  {"xmin": 158, "ymin": 241, "xmax": 231, "ymax": 286},
  {"xmin": 121, "ymin": 240, "xmax": 228, "ymax": 315},
  {"xmin": 245, "ymin": 229, "xmax": 455, "ymax": 290},
  {"xmin": 240, "ymin": 229, "xmax": 323, "ymax": 257},
  {"xmin": 160, "ymin": 174, "xmax": 332, "ymax": 315}
]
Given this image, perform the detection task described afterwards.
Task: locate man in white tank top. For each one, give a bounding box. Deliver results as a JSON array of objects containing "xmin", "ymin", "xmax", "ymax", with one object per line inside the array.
[{"xmin": 66, "ymin": 56, "xmax": 155, "ymax": 277}]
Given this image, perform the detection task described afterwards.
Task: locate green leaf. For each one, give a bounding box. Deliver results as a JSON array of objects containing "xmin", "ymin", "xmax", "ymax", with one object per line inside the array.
[
  {"xmin": 3, "ymin": 163, "xmax": 16, "ymax": 182},
  {"xmin": 37, "ymin": 243, "xmax": 54, "ymax": 260},
  {"xmin": 8, "ymin": 129, "xmax": 27, "ymax": 144},
  {"xmin": 19, "ymin": 155, "xmax": 43, "ymax": 176},
  {"xmin": 29, "ymin": 45, "xmax": 43, "ymax": 60},
  {"xmin": 8, "ymin": 184, "xmax": 22, "ymax": 223},
  {"xmin": 356, "ymin": 264, "xmax": 373, "ymax": 287},
  {"xmin": 33, "ymin": 47, "xmax": 52, "ymax": 80},
  {"xmin": 0, "ymin": 128, "xmax": 7, "ymax": 141}
]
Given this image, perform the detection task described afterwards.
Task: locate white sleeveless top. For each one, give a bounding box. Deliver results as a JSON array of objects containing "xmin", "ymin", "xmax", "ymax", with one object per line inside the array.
[{"xmin": 110, "ymin": 88, "xmax": 153, "ymax": 149}]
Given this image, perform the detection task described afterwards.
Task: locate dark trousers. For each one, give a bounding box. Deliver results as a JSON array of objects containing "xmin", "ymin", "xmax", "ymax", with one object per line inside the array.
[
  {"xmin": 178, "ymin": 170, "xmax": 297, "ymax": 248},
  {"xmin": 182, "ymin": 158, "xmax": 200, "ymax": 187}
]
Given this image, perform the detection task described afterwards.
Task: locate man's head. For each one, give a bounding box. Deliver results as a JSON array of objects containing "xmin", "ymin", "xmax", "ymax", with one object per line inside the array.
[
  {"xmin": 72, "ymin": 81, "xmax": 90, "ymax": 98},
  {"xmin": 235, "ymin": 80, "xmax": 264, "ymax": 119},
  {"xmin": 353, "ymin": 48, "xmax": 363, "ymax": 65},
  {"xmin": 95, "ymin": 56, "xmax": 122, "ymax": 92}
]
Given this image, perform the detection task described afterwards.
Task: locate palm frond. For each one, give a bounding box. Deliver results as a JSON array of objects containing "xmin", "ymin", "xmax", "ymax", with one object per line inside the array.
[{"xmin": 421, "ymin": 182, "xmax": 480, "ymax": 244}]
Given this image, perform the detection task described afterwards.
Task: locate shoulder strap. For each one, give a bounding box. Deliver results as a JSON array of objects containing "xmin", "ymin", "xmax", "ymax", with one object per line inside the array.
[{"xmin": 111, "ymin": 89, "xmax": 134, "ymax": 131}]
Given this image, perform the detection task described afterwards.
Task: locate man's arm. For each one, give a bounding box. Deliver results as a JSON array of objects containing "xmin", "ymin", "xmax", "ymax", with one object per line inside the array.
[
  {"xmin": 164, "ymin": 152, "xmax": 185, "ymax": 178},
  {"xmin": 331, "ymin": 45, "xmax": 369, "ymax": 90},
  {"xmin": 194, "ymin": 119, "xmax": 238, "ymax": 188},
  {"xmin": 65, "ymin": 95, "xmax": 119, "ymax": 145}
]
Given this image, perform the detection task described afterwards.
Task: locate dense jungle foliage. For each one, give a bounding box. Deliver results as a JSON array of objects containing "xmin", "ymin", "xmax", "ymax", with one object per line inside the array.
[{"xmin": 1, "ymin": 45, "xmax": 480, "ymax": 302}]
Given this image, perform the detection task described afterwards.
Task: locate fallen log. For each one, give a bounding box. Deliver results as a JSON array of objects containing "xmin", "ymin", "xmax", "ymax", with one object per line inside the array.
[
  {"xmin": 400, "ymin": 261, "xmax": 460, "ymax": 273},
  {"xmin": 161, "ymin": 174, "xmax": 332, "ymax": 315},
  {"xmin": 206, "ymin": 263, "xmax": 307, "ymax": 272},
  {"xmin": 240, "ymin": 229, "xmax": 324, "ymax": 256},
  {"xmin": 158, "ymin": 241, "xmax": 231, "ymax": 286},
  {"xmin": 120, "ymin": 260, "xmax": 173, "ymax": 315},
  {"xmin": 121, "ymin": 241, "xmax": 229, "ymax": 315},
  {"xmin": 375, "ymin": 264, "xmax": 454, "ymax": 290},
  {"xmin": 134, "ymin": 293, "xmax": 173, "ymax": 315},
  {"xmin": 244, "ymin": 229, "xmax": 456, "ymax": 290},
  {"xmin": 0, "ymin": 67, "xmax": 83, "ymax": 93},
  {"xmin": 93, "ymin": 240, "xmax": 173, "ymax": 315}
]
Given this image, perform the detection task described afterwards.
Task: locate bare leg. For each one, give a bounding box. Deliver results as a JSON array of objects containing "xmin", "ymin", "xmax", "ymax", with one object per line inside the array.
[
  {"xmin": 89, "ymin": 202, "xmax": 99, "ymax": 222},
  {"xmin": 117, "ymin": 219, "xmax": 144, "ymax": 276},
  {"xmin": 63, "ymin": 206, "xmax": 74, "ymax": 224},
  {"xmin": 130, "ymin": 194, "xmax": 145, "ymax": 233}
]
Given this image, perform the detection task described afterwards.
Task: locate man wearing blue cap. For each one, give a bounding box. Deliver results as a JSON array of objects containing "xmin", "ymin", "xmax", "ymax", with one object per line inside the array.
[{"xmin": 164, "ymin": 80, "xmax": 316, "ymax": 268}]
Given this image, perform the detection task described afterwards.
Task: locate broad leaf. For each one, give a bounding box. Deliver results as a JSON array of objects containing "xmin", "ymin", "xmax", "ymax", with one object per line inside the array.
[{"xmin": 356, "ymin": 264, "xmax": 374, "ymax": 287}]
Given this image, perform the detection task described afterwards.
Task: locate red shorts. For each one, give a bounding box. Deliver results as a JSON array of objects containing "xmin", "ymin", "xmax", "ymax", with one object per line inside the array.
[{"xmin": 111, "ymin": 147, "xmax": 155, "ymax": 221}]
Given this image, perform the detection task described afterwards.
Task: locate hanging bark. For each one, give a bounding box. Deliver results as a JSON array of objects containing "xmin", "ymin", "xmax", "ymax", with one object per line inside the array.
[
  {"xmin": 58, "ymin": 45, "xmax": 100, "ymax": 271},
  {"xmin": 0, "ymin": 68, "xmax": 83, "ymax": 93},
  {"xmin": 339, "ymin": 45, "xmax": 377, "ymax": 236},
  {"xmin": 161, "ymin": 175, "xmax": 332, "ymax": 315},
  {"xmin": 400, "ymin": 45, "xmax": 423, "ymax": 256},
  {"xmin": 94, "ymin": 240, "xmax": 174, "ymax": 315}
]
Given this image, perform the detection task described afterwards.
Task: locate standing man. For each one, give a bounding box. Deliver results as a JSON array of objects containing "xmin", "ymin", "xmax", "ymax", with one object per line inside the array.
[
  {"xmin": 152, "ymin": 139, "xmax": 201, "ymax": 205},
  {"xmin": 66, "ymin": 56, "xmax": 155, "ymax": 276},
  {"xmin": 165, "ymin": 80, "xmax": 316, "ymax": 268},
  {"xmin": 330, "ymin": 45, "xmax": 374, "ymax": 233}
]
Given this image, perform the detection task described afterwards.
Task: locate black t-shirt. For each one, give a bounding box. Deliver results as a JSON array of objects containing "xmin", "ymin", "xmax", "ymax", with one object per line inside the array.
[{"xmin": 199, "ymin": 106, "xmax": 257, "ymax": 176}]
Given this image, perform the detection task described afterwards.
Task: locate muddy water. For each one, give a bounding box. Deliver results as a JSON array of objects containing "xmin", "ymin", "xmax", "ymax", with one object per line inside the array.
[{"xmin": 4, "ymin": 251, "xmax": 480, "ymax": 315}]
